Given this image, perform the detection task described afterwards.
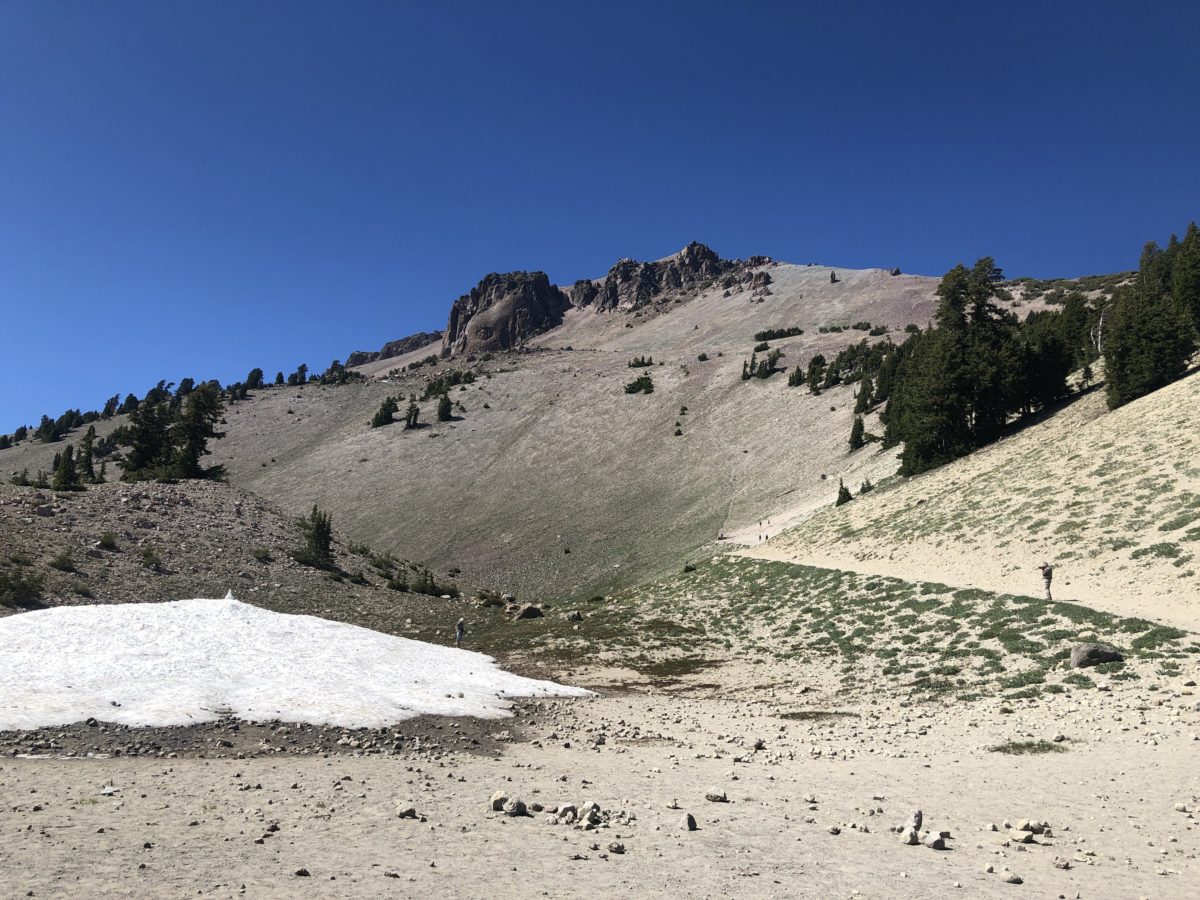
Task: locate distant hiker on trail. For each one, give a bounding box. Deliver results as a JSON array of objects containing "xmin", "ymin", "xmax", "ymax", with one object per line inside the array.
[
  {"xmin": 455, "ymin": 618, "xmax": 466, "ymax": 646},
  {"xmin": 1038, "ymin": 562, "xmax": 1054, "ymax": 601}
]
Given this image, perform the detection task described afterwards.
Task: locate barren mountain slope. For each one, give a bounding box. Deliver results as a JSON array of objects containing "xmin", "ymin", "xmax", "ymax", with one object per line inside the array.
[
  {"xmin": 192, "ymin": 263, "xmax": 954, "ymax": 601},
  {"xmin": 0, "ymin": 255, "xmax": 1060, "ymax": 604},
  {"xmin": 743, "ymin": 369, "xmax": 1200, "ymax": 631}
]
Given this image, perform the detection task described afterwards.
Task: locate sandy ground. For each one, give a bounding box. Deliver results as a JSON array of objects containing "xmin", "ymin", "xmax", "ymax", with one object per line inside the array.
[{"xmin": 3, "ymin": 658, "xmax": 1198, "ymax": 899}]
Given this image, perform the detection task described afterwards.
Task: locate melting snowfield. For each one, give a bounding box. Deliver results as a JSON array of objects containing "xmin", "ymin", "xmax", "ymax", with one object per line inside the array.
[{"xmin": 0, "ymin": 596, "xmax": 591, "ymax": 730}]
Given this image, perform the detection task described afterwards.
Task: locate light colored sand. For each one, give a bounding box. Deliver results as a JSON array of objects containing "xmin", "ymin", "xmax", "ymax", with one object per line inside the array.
[{"xmin": 2, "ymin": 656, "xmax": 1197, "ymax": 898}]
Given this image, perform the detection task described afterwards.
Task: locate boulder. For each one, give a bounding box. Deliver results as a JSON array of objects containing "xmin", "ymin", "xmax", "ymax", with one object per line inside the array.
[
  {"xmin": 1070, "ymin": 643, "xmax": 1123, "ymax": 668},
  {"xmin": 489, "ymin": 790, "xmax": 508, "ymax": 811},
  {"xmin": 683, "ymin": 813, "xmax": 698, "ymax": 831},
  {"xmin": 705, "ymin": 790, "xmax": 728, "ymax": 803},
  {"xmin": 513, "ymin": 604, "xmax": 544, "ymax": 620},
  {"xmin": 503, "ymin": 798, "xmax": 528, "ymax": 817}
]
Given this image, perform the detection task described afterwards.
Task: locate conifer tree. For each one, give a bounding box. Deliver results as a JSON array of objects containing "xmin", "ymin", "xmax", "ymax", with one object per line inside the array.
[
  {"xmin": 848, "ymin": 415, "xmax": 865, "ymax": 450},
  {"xmin": 806, "ymin": 355, "xmax": 826, "ymax": 395},
  {"xmin": 854, "ymin": 375, "xmax": 874, "ymax": 413},
  {"xmin": 274, "ymin": 371, "xmax": 285, "ymax": 386},
  {"xmin": 170, "ymin": 383, "xmax": 226, "ymax": 479},
  {"xmin": 371, "ymin": 396, "xmax": 398, "ymax": 428},
  {"xmin": 79, "ymin": 426, "xmax": 97, "ymax": 483},
  {"xmin": 119, "ymin": 401, "xmax": 171, "ymax": 479},
  {"xmin": 437, "ymin": 394, "xmax": 452, "ymax": 421},
  {"xmin": 1103, "ymin": 282, "xmax": 1195, "ymax": 409},
  {"xmin": 835, "ymin": 479, "xmax": 852, "ymax": 506},
  {"xmin": 246, "ymin": 368, "xmax": 265, "ymax": 389},
  {"xmin": 51, "ymin": 445, "xmax": 83, "ymax": 491},
  {"xmin": 294, "ymin": 504, "xmax": 335, "ymax": 569},
  {"xmin": 404, "ymin": 399, "xmax": 420, "ymax": 429}
]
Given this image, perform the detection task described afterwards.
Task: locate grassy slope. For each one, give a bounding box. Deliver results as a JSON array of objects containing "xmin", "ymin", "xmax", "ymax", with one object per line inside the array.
[
  {"xmin": 451, "ymin": 554, "xmax": 1198, "ymax": 698},
  {"xmin": 746, "ymin": 369, "xmax": 1200, "ymax": 631}
]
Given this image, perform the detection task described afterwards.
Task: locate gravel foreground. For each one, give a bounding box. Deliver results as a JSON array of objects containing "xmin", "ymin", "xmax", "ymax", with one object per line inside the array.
[{"xmin": 2, "ymin": 659, "xmax": 1197, "ymax": 899}]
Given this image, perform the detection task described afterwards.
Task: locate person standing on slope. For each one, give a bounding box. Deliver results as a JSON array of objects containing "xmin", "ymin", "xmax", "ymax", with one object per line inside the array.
[
  {"xmin": 455, "ymin": 617, "xmax": 466, "ymax": 647},
  {"xmin": 1038, "ymin": 562, "xmax": 1054, "ymax": 601}
]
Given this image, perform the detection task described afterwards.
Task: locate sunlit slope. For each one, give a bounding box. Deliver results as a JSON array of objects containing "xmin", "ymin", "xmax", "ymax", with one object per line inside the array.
[
  {"xmin": 203, "ymin": 264, "xmax": 941, "ymax": 600},
  {"xmin": 745, "ymin": 370, "xmax": 1200, "ymax": 631}
]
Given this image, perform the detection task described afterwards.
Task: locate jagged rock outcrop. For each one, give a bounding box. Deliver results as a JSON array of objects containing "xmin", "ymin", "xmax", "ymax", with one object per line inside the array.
[
  {"xmin": 346, "ymin": 331, "xmax": 443, "ymax": 368},
  {"xmin": 587, "ymin": 241, "xmax": 732, "ymax": 311},
  {"xmin": 568, "ymin": 242, "xmax": 774, "ymax": 312},
  {"xmin": 442, "ymin": 272, "xmax": 570, "ymax": 356},
  {"xmin": 568, "ymin": 279, "xmax": 600, "ymax": 308}
]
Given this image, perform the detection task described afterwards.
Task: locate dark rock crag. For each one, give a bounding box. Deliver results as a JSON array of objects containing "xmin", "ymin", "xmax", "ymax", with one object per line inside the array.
[
  {"xmin": 442, "ymin": 272, "xmax": 570, "ymax": 356},
  {"xmin": 573, "ymin": 241, "xmax": 736, "ymax": 312},
  {"xmin": 346, "ymin": 331, "xmax": 443, "ymax": 368}
]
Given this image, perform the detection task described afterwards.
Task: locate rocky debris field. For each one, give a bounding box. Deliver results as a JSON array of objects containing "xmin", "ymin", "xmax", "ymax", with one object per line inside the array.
[
  {"xmin": 0, "ymin": 713, "xmax": 514, "ymax": 762},
  {"xmin": 0, "ymin": 481, "xmax": 471, "ymax": 636}
]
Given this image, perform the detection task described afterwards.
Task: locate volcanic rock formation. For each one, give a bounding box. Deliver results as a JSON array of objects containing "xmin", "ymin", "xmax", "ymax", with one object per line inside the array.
[
  {"xmin": 346, "ymin": 331, "xmax": 443, "ymax": 368},
  {"xmin": 442, "ymin": 272, "xmax": 570, "ymax": 356}
]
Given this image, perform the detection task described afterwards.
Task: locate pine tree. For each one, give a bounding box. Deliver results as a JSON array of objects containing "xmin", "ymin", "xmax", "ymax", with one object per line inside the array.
[
  {"xmin": 848, "ymin": 415, "xmax": 865, "ymax": 451},
  {"xmin": 404, "ymin": 399, "xmax": 420, "ymax": 429},
  {"xmin": 371, "ymin": 396, "xmax": 399, "ymax": 428},
  {"xmin": 79, "ymin": 426, "xmax": 97, "ymax": 483},
  {"xmin": 1169, "ymin": 222, "xmax": 1200, "ymax": 330},
  {"xmin": 787, "ymin": 366, "xmax": 805, "ymax": 387},
  {"xmin": 170, "ymin": 383, "xmax": 226, "ymax": 479},
  {"xmin": 859, "ymin": 477, "xmax": 874, "ymax": 494},
  {"xmin": 246, "ymin": 368, "xmax": 265, "ymax": 389},
  {"xmin": 52, "ymin": 445, "xmax": 83, "ymax": 491},
  {"xmin": 1104, "ymin": 283, "xmax": 1195, "ymax": 409},
  {"xmin": 97, "ymin": 460, "xmax": 108, "ymax": 483},
  {"xmin": 437, "ymin": 394, "xmax": 452, "ymax": 421},
  {"xmin": 274, "ymin": 371, "xmax": 285, "ymax": 386},
  {"xmin": 119, "ymin": 401, "xmax": 171, "ymax": 479},
  {"xmin": 294, "ymin": 505, "xmax": 335, "ymax": 570},
  {"xmin": 805, "ymin": 355, "xmax": 826, "ymax": 395},
  {"xmin": 835, "ymin": 479, "xmax": 852, "ymax": 506},
  {"xmin": 854, "ymin": 375, "xmax": 874, "ymax": 413}
]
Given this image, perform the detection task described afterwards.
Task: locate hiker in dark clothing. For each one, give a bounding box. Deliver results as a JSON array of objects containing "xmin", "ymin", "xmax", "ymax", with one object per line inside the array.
[
  {"xmin": 1038, "ymin": 562, "xmax": 1054, "ymax": 601},
  {"xmin": 455, "ymin": 618, "xmax": 466, "ymax": 646}
]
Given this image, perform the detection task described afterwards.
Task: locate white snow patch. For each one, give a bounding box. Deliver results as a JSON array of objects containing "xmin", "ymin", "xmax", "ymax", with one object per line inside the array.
[{"xmin": 0, "ymin": 595, "xmax": 592, "ymax": 730}]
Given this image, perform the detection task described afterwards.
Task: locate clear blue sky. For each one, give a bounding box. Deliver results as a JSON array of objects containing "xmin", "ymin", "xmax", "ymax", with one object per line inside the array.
[{"xmin": 2, "ymin": 0, "xmax": 1198, "ymax": 431}]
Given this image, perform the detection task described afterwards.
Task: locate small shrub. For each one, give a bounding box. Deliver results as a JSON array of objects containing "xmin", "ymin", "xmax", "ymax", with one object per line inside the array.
[
  {"xmin": 753, "ymin": 327, "xmax": 803, "ymax": 342},
  {"xmin": 624, "ymin": 374, "xmax": 654, "ymax": 394},
  {"xmin": 251, "ymin": 547, "xmax": 273, "ymax": 563},
  {"xmin": 988, "ymin": 740, "xmax": 1066, "ymax": 755},
  {"xmin": 98, "ymin": 532, "xmax": 119, "ymax": 551},
  {"xmin": 0, "ymin": 566, "xmax": 44, "ymax": 608},
  {"xmin": 49, "ymin": 552, "xmax": 77, "ymax": 573}
]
